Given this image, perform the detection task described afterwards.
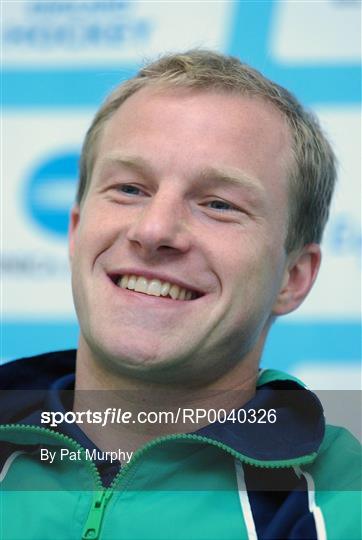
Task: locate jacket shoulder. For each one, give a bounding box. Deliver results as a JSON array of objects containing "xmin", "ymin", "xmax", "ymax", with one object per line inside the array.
[
  {"xmin": 308, "ymin": 424, "xmax": 361, "ymax": 490},
  {"xmin": 0, "ymin": 350, "xmax": 76, "ymax": 390}
]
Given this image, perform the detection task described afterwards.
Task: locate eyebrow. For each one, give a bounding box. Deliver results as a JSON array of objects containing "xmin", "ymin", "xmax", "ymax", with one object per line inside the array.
[
  {"xmin": 96, "ymin": 153, "xmax": 266, "ymax": 199},
  {"xmin": 96, "ymin": 153, "xmax": 154, "ymax": 178},
  {"xmin": 198, "ymin": 166, "xmax": 266, "ymax": 198}
]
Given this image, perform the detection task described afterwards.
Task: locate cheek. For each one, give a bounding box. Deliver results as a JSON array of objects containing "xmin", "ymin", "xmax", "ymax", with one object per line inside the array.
[
  {"xmin": 220, "ymin": 234, "xmax": 283, "ymax": 302},
  {"xmin": 75, "ymin": 206, "xmax": 125, "ymax": 263},
  {"xmin": 217, "ymin": 232, "xmax": 265, "ymax": 276}
]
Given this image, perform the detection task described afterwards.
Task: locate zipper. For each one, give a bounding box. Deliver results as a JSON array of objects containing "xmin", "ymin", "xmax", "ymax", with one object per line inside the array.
[
  {"xmin": 82, "ymin": 490, "xmax": 113, "ymax": 540},
  {"xmin": 0, "ymin": 424, "xmax": 317, "ymax": 539}
]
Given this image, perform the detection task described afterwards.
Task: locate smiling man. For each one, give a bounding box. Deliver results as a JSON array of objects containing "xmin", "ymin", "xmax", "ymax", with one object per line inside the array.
[
  {"xmin": 1, "ymin": 50, "xmax": 360, "ymax": 540},
  {"xmin": 71, "ymin": 87, "xmax": 297, "ymax": 386}
]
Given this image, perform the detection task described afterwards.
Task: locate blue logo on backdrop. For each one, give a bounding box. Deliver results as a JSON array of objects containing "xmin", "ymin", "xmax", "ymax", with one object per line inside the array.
[{"xmin": 25, "ymin": 152, "xmax": 79, "ymax": 236}]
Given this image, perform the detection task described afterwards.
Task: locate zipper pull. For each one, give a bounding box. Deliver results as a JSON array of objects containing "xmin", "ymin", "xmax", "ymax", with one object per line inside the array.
[{"xmin": 82, "ymin": 490, "xmax": 112, "ymax": 540}]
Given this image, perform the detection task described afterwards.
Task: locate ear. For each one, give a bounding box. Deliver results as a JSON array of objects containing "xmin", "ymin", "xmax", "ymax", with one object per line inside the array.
[
  {"xmin": 272, "ymin": 243, "xmax": 321, "ymax": 316},
  {"xmin": 68, "ymin": 205, "xmax": 81, "ymax": 261}
]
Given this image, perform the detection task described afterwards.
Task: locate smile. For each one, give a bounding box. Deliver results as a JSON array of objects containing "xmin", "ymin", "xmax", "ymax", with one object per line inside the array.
[{"xmin": 116, "ymin": 274, "xmax": 198, "ymax": 301}]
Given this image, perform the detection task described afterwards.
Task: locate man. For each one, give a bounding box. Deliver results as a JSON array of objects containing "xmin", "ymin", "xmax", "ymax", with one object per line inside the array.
[{"xmin": 1, "ymin": 50, "xmax": 360, "ymax": 540}]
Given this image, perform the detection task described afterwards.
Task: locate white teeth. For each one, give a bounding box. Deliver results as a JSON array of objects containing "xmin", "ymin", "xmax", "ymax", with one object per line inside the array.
[
  {"xmin": 179, "ymin": 288, "xmax": 186, "ymax": 300},
  {"xmin": 147, "ymin": 279, "xmax": 162, "ymax": 296},
  {"xmin": 134, "ymin": 277, "xmax": 148, "ymax": 293},
  {"xmin": 127, "ymin": 275, "xmax": 137, "ymax": 290},
  {"xmin": 120, "ymin": 275, "xmax": 128, "ymax": 288},
  {"xmin": 169, "ymin": 284, "xmax": 180, "ymax": 300},
  {"xmin": 117, "ymin": 274, "xmax": 196, "ymax": 301},
  {"xmin": 160, "ymin": 282, "xmax": 170, "ymax": 296}
]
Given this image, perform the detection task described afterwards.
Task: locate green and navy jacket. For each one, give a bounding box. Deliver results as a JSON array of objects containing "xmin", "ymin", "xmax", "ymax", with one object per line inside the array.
[{"xmin": 0, "ymin": 351, "xmax": 361, "ymax": 540}]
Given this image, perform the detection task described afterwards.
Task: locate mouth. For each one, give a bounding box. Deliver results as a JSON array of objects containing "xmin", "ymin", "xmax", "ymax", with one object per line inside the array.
[{"xmin": 109, "ymin": 273, "xmax": 202, "ymax": 301}]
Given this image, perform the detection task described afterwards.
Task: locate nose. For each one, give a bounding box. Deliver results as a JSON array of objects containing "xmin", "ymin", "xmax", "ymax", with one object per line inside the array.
[{"xmin": 126, "ymin": 190, "xmax": 191, "ymax": 258}]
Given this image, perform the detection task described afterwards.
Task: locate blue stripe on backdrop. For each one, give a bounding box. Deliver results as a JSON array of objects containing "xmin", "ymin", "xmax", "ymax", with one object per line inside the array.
[
  {"xmin": 1, "ymin": 321, "xmax": 80, "ymax": 362},
  {"xmin": 1, "ymin": 321, "xmax": 360, "ymax": 370},
  {"xmin": 3, "ymin": 2, "xmax": 361, "ymax": 108},
  {"xmin": 263, "ymin": 321, "xmax": 361, "ymax": 370},
  {"xmin": 3, "ymin": 63, "xmax": 360, "ymax": 109},
  {"xmin": 3, "ymin": 67, "xmax": 137, "ymax": 108}
]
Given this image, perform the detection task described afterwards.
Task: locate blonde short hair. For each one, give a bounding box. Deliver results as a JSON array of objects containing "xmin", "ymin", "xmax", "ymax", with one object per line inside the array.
[{"xmin": 78, "ymin": 50, "xmax": 336, "ymax": 253}]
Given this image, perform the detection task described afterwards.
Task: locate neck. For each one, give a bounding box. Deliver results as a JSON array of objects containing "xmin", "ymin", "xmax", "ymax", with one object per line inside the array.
[{"xmin": 74, "ymin": 339, "xmax": 261, "ymax": 457}]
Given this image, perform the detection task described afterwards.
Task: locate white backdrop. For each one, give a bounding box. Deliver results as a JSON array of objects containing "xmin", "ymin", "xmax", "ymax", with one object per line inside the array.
[{"xmin": 2, "ymin": 1, "xmax": 361, "ymax": 392}]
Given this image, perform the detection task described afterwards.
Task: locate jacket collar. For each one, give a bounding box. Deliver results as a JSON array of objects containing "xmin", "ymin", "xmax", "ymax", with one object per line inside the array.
[{"xmin": 0, "ymin": 350, "xmax": 325, "ymax": 465}]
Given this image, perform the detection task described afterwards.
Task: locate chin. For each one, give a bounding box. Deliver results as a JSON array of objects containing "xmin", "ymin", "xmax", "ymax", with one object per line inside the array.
[{"xmin": 93, "ymin": 335, "xmax": 188, "ymax": 375}]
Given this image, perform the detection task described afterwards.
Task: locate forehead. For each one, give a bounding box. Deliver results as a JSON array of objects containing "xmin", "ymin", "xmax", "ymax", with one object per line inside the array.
[{"xmin": 95, "ymin": 86, "xmax": 293, "ymax": 195}]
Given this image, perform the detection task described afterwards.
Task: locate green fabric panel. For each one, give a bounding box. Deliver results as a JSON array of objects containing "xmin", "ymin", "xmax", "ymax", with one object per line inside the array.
[
  {"xmin": 102, "ymin": 489, "xmax": 248, "ymax": 540},
  {"xmin": 303, "ymin": 425, "xmax": 362, "ymax": 539},
  {"xmin": 101, "ymin": 443, "xmax": 249, "ymax": 539},
  {"xmin": 1, "ymin": 490, "xmax": 92, "ymax": 540},
  {"xmin": 312, "ymin": 490, "xmax": 361, "ymax": 540},
  {"xmin": 306, "ymin": 425, "xmax": 361, "ymax": 491},
  {"xmin": 257, "ymin": 368, "xmax": 306, "ymax": 388}
]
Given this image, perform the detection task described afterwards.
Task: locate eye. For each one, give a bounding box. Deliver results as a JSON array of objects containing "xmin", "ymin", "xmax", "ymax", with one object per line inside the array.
[
  {"xmin": 118, "ymin": 184, "xmax": 143, "ymax": 196},
  {"xmin": 206, "ymin": 200, "xmax": 238, "ymax": 212}
]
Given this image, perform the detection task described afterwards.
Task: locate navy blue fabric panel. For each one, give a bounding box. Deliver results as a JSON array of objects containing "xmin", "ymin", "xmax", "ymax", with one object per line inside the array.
[
  {"xmin": 0, "ymin": 350, "xmax": 76, "ymax": 391},
  {"xmin": 198, "ymin": 381, "xmax": 324, "ymax": 460},
  {"xmin": 244, "ymin": 466, "xmax": 317, "ymax": 540}
]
